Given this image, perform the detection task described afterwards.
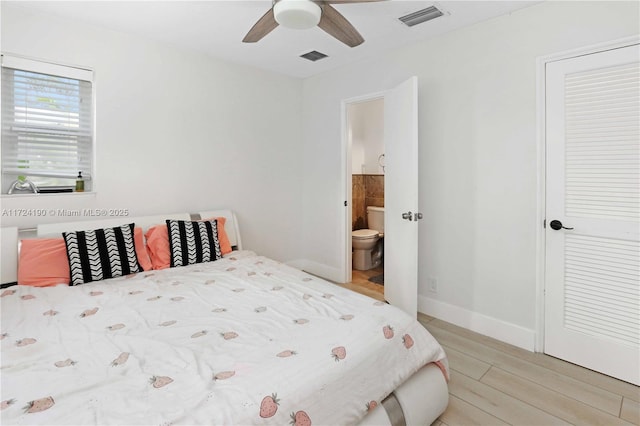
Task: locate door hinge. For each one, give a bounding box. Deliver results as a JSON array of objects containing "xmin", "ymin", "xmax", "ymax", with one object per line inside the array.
[
  {"xmin": 543, "ymin": 219, "xmax": 546, "ymax": 228},
  {"xmin": 344, "ymin": 201, "xmax": 348, "ymax": 207}
]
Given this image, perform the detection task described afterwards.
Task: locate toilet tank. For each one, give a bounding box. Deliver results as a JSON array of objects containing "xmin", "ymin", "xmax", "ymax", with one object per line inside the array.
[{"xmin": 367, "ymin": 206, "xmax": 384, "ymax": 234}]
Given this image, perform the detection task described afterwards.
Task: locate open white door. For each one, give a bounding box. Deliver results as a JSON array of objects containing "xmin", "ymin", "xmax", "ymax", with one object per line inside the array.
[
  {"xmin": 384, "ymin": 77, "xmax": 419, "ymax": 318},
  {"xmin": 545, "ymin": 44, "xmax": 640, "ymax": 385}
]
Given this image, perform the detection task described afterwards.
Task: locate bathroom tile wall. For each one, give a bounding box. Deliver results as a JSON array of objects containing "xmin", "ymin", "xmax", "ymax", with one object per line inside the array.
[
  {"xmin": 352, "ymin": 175, "xmax": 384, "ymax": 230},
  {"xmin": 352, "ymin": 175, "xmax": 366, "ymax": 230},
  {"xmin": 365, "ymin": 175, "xmax": 384, "ymax": 210}
]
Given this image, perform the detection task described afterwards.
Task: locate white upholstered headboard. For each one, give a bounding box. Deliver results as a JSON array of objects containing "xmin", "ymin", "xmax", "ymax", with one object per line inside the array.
[
  {"xmin": 0, "ymin": 227, "xmax": 19, "ymax": 285},
  {"xmin": 36, "ymin": 213, "xmax": 191, "ymax": 237},
  {"xmin": 197, "ymin": 210, "xmax": 242, "ymax": 250},
  {"xmin": 0, "ymin": 209, "xmax": 242, "ymax": 285}
]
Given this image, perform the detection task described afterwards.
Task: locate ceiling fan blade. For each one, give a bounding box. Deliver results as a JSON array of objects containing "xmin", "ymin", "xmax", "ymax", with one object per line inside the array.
[
  {"xmin": 325, "ymin": 0, "xmax": 385, "ymax": 3},
  {"xmin": 318, "ymin": 4, "xmax": 364, "ymax": 47},
  {"xmin": 242, "ymin": 8, "xmax": 279, "ymax": 43}
]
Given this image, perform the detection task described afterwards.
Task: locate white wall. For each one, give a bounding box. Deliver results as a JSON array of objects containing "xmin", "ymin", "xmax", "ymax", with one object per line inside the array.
[
  {"xmin": 349, "ymin": 99, "xmax": 384, "ymax": 175},
  {"xmin": 0, "ymin": 5, "xmax": 304, "ymax": 262},
  {"xmin": 300, "ymin": 1, "xmax": 640, "ymax": 347}
]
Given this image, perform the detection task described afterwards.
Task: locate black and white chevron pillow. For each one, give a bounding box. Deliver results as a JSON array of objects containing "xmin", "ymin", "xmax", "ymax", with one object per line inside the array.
[
  {"xmin": 63, "ymin": 223, "xmax": 141, "ymax": 286},
  {"xmin": 166, "ymin": 219, "xmax": 222, "ymax": 268}
]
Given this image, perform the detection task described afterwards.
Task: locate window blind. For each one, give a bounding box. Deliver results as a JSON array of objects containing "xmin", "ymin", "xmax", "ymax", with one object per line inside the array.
[{"xmin": 1, "ymin": 55, "xmax": 93, "ymax": 183}]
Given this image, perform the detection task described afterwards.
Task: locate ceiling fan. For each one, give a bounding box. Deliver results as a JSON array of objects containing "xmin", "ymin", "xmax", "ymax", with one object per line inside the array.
[{"xmin": 243, "ymin": 0, "xmax": 386, "ymax": 48}]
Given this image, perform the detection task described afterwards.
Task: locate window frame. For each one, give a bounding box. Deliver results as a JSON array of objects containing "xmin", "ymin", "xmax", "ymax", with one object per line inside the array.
[{"xmin": 1, "ymin": 53, "xmax": 96, "ymax": 194}]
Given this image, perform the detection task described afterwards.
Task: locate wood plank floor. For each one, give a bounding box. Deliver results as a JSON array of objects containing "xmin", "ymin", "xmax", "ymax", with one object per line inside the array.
[
  {"xmin": 342, "ymin": 266, "xmax": 385, "ymax": 301},
  {"xmin": 339, "ymin": 279, "xmax": 640, "ymax": 426}
]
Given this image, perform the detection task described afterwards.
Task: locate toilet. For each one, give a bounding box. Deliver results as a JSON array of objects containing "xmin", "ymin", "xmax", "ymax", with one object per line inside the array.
[{"xmin": 352, "ymin": 206, "xmax": 384, "ymax": 271}]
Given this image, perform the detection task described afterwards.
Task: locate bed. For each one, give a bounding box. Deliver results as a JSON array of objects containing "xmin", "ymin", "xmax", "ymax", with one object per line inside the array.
[{"xmin": 0, "ymin": 210, "xmax": 448, "ymax": 425}]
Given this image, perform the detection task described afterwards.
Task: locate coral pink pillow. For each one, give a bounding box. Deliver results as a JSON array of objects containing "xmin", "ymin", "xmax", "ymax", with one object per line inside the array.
[
  {"xmin": 18, "ymin": 238, "xmax": 70, "ymax": 287},
  {"xmin": 133, "ymin": 227, "xmax": 153, "ymax": 271},
  {"xmin": 145, "ymin": 217, "xmax": 232, "ymax": 270},
  {"xmin": 18, "ymin": 227, "xmax": 152, "ymax": 286},
  {"xmin": 206, "ymin": 217, "xmax": 233, "ymax": 256},
  {"xmin": 145, "ymin": 225, "xmax": 172, "ymax": 270}
]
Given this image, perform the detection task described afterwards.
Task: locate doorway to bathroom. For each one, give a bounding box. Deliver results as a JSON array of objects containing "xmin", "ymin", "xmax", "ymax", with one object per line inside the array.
[
  {"xmin": 346, "ymin": 97, "xmax": 385, "ymax": 290},
  {"xmin": 342, "ymin": 77, "xmax": 419, "ymax": 317}
]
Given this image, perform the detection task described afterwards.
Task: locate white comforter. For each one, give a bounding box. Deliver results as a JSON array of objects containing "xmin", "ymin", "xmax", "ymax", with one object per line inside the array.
[{"xmin": 1, "ymin": 251, "xmax": 447, "ymax": 425}]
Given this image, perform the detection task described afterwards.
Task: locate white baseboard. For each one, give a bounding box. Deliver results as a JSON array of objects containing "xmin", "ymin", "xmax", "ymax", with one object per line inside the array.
[
  {"xmin": 284, "ymin": 259, "xmax": 307, "ymax": 271},
  {"xmin": 418, "ymin": 295, "xmax": 536, "ymax": 351},
  {"xmin": 285, "ymin": 259, "xmax": 345, "ymax": 284}
]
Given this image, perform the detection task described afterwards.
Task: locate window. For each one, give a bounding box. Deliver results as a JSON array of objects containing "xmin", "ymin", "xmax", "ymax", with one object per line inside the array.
[{"xmin": 1, "ymin": 54, "xmax": 93, "ymax": 193}]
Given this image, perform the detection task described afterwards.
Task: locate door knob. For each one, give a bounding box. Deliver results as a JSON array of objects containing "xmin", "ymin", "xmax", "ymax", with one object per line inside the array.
[
  {"xmin": 402, "ymin": 211, "xmax": 413, "ymax": 221},
  {"xmin": 415, "ymin": 212, "xmax": 423, "ymax": 220},
  {"xmin": 549, "ymin": 220, "xmax": 573, "ymax": 230}
]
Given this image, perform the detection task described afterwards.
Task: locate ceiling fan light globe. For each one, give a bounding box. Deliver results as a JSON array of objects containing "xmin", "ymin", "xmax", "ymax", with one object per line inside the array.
[{"xmin": 274, "ymin": 0, "xmax": 322, "ymax": 30}]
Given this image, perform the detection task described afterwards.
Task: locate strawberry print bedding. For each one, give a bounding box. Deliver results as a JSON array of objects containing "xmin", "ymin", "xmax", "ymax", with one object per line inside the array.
[{"xmin": 1, "ymin": 250, "xmax": 447, "ymax": 425}]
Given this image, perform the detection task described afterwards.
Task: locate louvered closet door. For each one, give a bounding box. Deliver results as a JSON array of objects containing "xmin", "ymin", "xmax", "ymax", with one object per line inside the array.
[{"xmin": 545, "ymin": 43, "xmax": 640, "ymax": 385}]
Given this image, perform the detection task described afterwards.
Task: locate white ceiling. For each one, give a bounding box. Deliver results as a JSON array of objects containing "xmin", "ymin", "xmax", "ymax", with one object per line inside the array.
[{"xmin": 6, "ymin": 0, "xmax": 542, "ymax": 79}]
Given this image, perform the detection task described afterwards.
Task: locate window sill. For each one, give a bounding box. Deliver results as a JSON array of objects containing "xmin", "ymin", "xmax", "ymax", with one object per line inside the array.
[{"xmin": 1, "ymin": 191, "xmax": 96, "ymax": 199}]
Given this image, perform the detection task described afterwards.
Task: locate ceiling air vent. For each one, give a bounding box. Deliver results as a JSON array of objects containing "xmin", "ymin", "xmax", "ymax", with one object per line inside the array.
[
  {"xmin": 300, "ymin": 51, "xmax": 328, "ymax": 62},
  {"xmin": 399, "ymin": 6, "xmax": 443, "ymax": 27}
]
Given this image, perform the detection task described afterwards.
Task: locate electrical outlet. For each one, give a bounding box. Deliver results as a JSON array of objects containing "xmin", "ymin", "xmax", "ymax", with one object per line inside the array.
[{"xmin": 428, "ymin": 277, "xmax": 438, "ymax": 293}]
